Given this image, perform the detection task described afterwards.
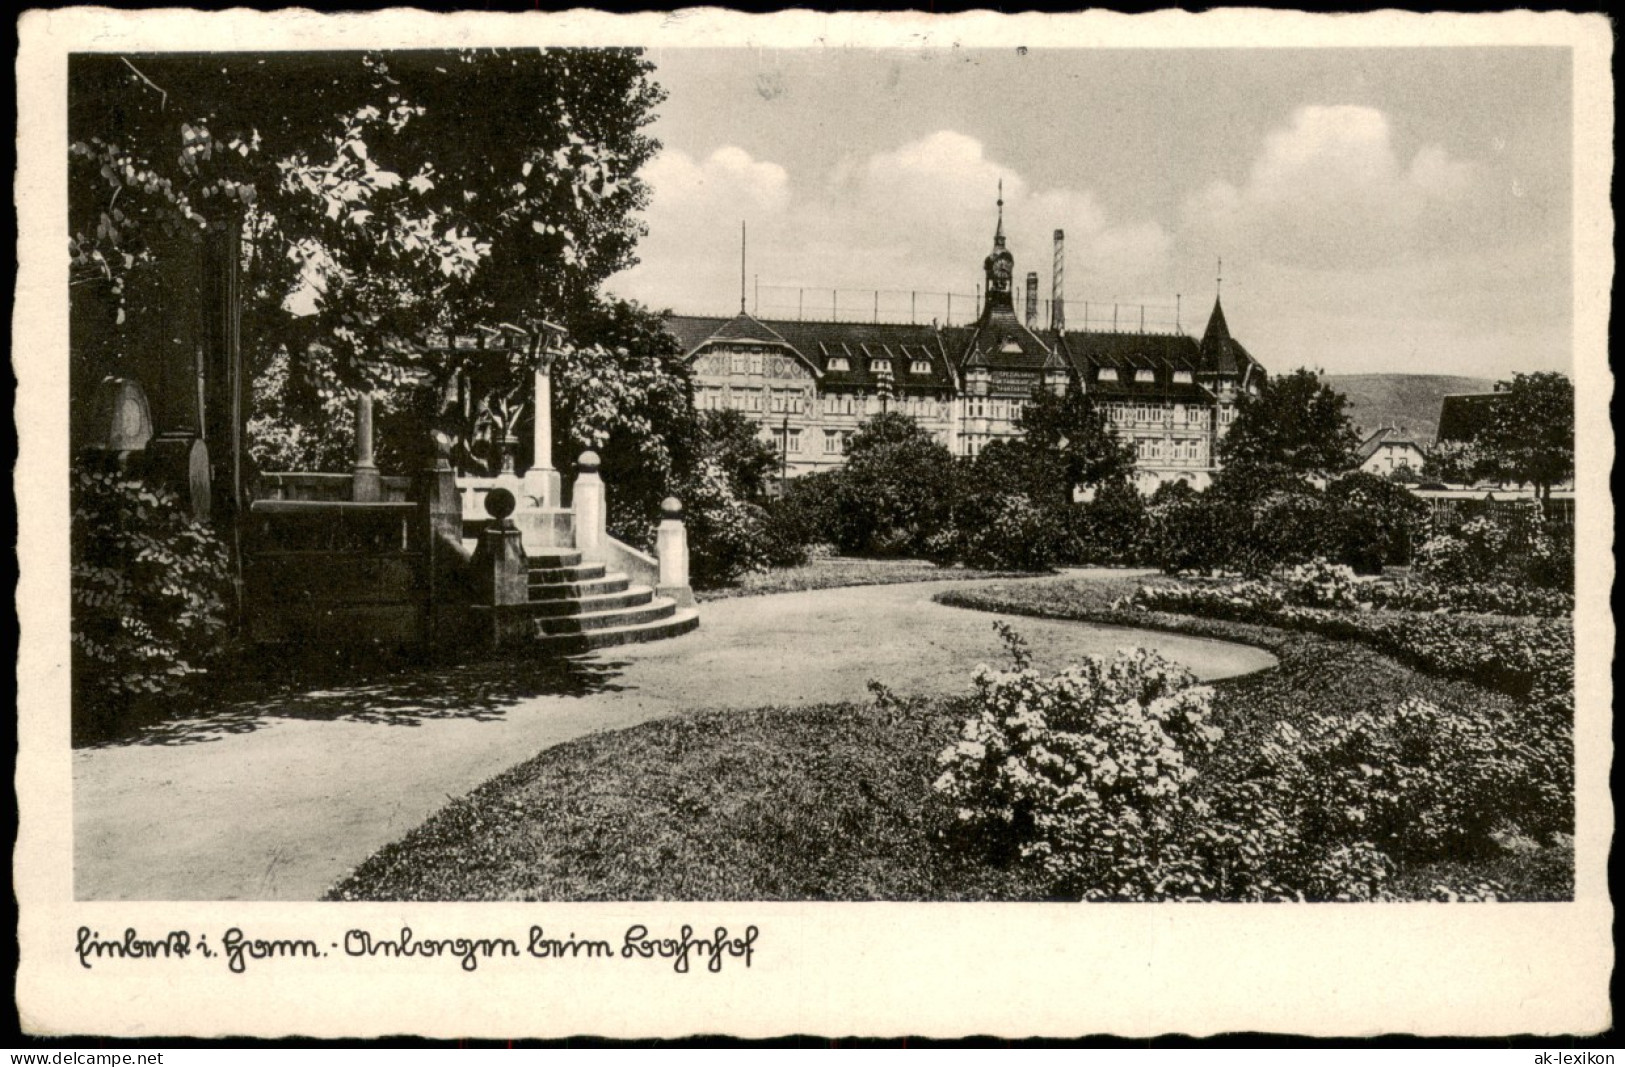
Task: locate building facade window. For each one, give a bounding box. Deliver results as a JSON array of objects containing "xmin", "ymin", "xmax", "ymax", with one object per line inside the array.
[{"xmin": 824, "ymin": 429, "xmax": 840, "ymax": 454}]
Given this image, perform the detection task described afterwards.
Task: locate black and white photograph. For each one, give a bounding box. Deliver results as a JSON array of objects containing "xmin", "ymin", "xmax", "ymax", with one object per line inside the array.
[{"xmin": 15, "ymin": 8, "xmax": 1613, "ymax": 1040}]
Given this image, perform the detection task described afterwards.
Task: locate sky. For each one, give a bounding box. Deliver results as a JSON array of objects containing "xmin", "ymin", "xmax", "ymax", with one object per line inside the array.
[{"xmin": 604, "ymin": 47, "xmax": 1574, "ymax": 379}]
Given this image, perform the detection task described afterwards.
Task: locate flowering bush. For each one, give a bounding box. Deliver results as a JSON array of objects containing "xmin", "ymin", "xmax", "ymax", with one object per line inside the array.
[
  {"xmin": 1279, "ymin": 559, "xmax": 1363, "ymax": 609},
  {"xmin": 1363, "ymin": 578, "xmax": 1572, "ymax": 617},
  {"xmin": 1419, "ymin": 504, "xmax": 1572, "ymax": 592},
  {"xmin": 931, "ymin": 624, "xmax": 1570, "ymax": 900},
  {"xmin": 933, "ymin": 646, "xmax": 1222, "ymax": 900},
  {"xmin": 71, "ymin": 467, "xmax": 235, "ymax": 729}
]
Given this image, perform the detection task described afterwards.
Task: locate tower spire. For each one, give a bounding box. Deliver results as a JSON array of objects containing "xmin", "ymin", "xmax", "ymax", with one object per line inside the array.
[
  {"xmin": 1216, "ymin": 256, "xmax": 1223, "ymax": 297},
  {"xmin": 995, "ymin": 179, "xmax": 1005, "ymax": 243}
]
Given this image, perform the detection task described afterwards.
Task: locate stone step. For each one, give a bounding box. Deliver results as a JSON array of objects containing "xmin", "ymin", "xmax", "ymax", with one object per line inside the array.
[
  {"xmin": 532, "ymin": 598, "xmax": 678, "ymax": 636},
  {"xmin": 525, "ymin": 548, "xmax": 583, "ymax": 568},
  {"xmin": 522, "ymin": 586, "xmax": 655, "ymax": 618},
  {"xmin": 527, "ymin": 573, "xmax": 631, "ymax": 600},
  {"xmin": 528, "ymin": 561, "xmax": 607, "ymax": 584},
  {"xmin": 530, "ymin": 606, "xmax": 700, "ymax": 653}
]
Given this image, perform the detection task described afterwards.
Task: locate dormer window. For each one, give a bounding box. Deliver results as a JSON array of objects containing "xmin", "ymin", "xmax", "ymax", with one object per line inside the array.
[
  {"xmin": 911, "ymin": 360, "xmax": 932, "ymax": 375},
  {"xmin": 1098, "ymin": 368, "xmax": 1118, "ymax": 382},
  {"xmin": 828, "ymin": 356, "xmax": 850, "ymax": 372},
  {"xmin": 1173, "ymin": 370, "xmax": 1193, "ymax": 384},
  {"xmin": 870, "ymin": 359, "xmax": 890, "ymax": 375},
  {"xmin": 1135, "ymin": 369, "xmax": 1155, "ymax": 384},
  {"xmin": 1000, "ymin": 342, "xmax": 1023, "ymax": 355}
]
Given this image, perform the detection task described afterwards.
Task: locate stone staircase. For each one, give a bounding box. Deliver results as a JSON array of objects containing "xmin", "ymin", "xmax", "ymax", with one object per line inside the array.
[{"xmin": 472, "ymin": 545, "xmax": 699, "ymax": 652}]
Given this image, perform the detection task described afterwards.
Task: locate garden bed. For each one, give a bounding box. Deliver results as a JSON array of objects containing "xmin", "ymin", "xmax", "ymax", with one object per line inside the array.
[{"xmin": 328, "ymin": 574, "xmax": 1571, "ymax": 903}]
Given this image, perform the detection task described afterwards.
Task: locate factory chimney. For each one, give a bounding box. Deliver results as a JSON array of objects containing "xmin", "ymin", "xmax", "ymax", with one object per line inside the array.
[
  {"xmin": 1051, "ymin": 229, "xmax": 1066, "ymax": 332},
  {"xmin": 1025, "ymin": 271, "xmax": 1039, "ymax": 329}
]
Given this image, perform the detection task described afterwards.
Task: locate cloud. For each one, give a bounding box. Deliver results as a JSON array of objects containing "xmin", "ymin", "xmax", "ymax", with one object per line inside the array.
[
  {"xmin": 611, "ymin": 132, "xmax": 1174, "ymax": 317},
  {"xmin": 1183, "ymin": 105, "xmax": 1481, "ymax": 269},
  {"xmin": 642, "ymin": 145, "xmax": 791, "ymax": 216}
]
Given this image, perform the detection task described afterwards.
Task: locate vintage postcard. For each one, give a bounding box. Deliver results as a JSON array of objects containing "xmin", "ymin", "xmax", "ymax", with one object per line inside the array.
[{"xmin": 15, "ymin": 7, "xmax": 1614, "ymax": 1039}]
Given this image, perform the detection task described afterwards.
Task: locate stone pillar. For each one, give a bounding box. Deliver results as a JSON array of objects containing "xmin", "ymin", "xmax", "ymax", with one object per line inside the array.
[
  {"xmin": 572, "ymin": 450, "xmax": 606, "ymax": 562},
  {"xmin": 656, "ymin": 496, "xmax": 694, "ymax": 607},
  {"xmin": 417, "ymin": 430, "xmax": 467, "ymax": 650},
  {"xmin": 470, "ymin": 487, "xmax": 529, "ymax": 605},
  {"xmin": 523, "ymin": 351, "xmax": 562, "ymax": 508},
  {"xmin": 352, "ymin": 391, "xmax": 382, "ymax": 502}
]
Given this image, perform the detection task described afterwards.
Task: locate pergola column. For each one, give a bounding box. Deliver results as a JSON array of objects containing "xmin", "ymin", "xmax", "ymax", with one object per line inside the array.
[
  {"xmin": 522, "ymin": 341, "xmax": 563, "ymax": 508},
  {"xmin": 352, "ymin": 391, "xmax": 381, "ymax": 502}
]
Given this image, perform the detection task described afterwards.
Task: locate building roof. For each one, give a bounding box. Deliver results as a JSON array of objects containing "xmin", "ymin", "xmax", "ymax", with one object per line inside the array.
[
  {"xmin": 1356, "ymin": 425, "xmax": 1427, "ymax": 463},
  {"xmin": 1436, "ymin": 392, "xmax": 1505, "ymax": 443},
  {"xmin": 1197, "ymin": 294, "xmax": 1262, "ymax": 381},
  {"xmin": 665, "ymin": 310, "xmax": 1256, "ymax": 401},
  {"xmin": 668, "ymin": 313, "xmax": 957, "ymax": 391}
]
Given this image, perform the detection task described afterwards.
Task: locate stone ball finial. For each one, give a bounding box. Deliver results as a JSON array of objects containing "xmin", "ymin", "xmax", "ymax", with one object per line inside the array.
[
  {"xmin": 578, "ymin": 450, "xmax": 601, "ymax": 473},
  {"xmin": 661, "ymin": 496, "xmax": 683, "ymax": 521},
  {"xmin": 484, "ymin": 486, "xmax": 517, "ymax": 521}
]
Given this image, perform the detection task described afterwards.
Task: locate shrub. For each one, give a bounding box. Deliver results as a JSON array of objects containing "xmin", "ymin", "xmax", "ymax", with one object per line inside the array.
[
  {"xmin": 71, "ymin": 466, "xmax": 235, "ymax": 731},
  {"xmin": 1132, "ymin": 578, "xmax": 1572, "ymax": 700},
  {"xmin": 956, "ymin": 492, "xmax": 1063, "ymax": 572},
  {"xmin": 756, "ymin": 496, "xmax": 813, "ymax": 569},
  {"xmin": 933, "ymin": 646, "xmax": 1223, "ymax": 900},
  {"xmin": 1150, "ymin": 492, "xmax": 1240, "ymax": 574},
  {"xmin": 1419, "ymin": 502, "xmax": 1572, "ymax": 592},
  {"xmin": 1210, "ymin": 693, "xmax": 1571, "ymax": 887},
  {"xmin": 672, "ymin": 457, "xmax": 770, "ymax": 589},
  {"xmin": 1069, "ymin": 480, "xmax": 1152, "ymax": 565},
  {"xmin": 1279, "ymin": 559, "xmax": 1363, "ymax": 609},
  {"xmin": 831, "ymin": 415, "xmax": 957, "ymax": 557},
  {"xmin": 776, "ymin": 469, "xmax": 847, "ymax": 550},
  {"xmin": 1324, "ymin": 472, "xmax": 1429, "ymax": 572},
  {"xmin": 1363, "ymin": 578, "xmax": 1573, "ymax": 617}
]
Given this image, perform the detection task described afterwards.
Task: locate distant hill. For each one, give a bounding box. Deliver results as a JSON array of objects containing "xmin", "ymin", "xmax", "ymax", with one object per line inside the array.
[{"xmin": 1325, "ymin": 374, "xmax": 1497, "ymax": 445}]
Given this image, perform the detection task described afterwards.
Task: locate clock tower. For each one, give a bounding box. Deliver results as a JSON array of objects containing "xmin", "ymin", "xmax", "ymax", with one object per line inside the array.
[{"xmin": 982, "ymin": 182, "xmax": 1015, "ymax": 312}]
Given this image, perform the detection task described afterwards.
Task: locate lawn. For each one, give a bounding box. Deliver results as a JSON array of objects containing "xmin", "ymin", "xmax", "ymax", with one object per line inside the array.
[
  {"xmin": 327, "ymin": 574, "xmax": 1571, "ymax": 902},
  {"xmin": 695, "ymin": 557, "xmax": 1044, "ymax": 602}
]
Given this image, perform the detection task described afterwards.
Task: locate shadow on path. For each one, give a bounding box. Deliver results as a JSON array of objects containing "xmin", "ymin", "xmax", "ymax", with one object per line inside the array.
[{"xmin": 79, "ymin": 654, "xmax": 633, "ymax": 750}]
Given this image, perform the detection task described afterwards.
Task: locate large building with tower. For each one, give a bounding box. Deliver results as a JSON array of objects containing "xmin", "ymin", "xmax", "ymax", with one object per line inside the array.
[{"xmin": 663, "ymin": 196, "xmax": 1267, "ymax": 494}]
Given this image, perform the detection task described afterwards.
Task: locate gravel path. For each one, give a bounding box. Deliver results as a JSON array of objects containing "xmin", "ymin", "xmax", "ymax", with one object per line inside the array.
[{"xmin": 73, "ymin": 571, "xmax": 1276, "ymax": 901}]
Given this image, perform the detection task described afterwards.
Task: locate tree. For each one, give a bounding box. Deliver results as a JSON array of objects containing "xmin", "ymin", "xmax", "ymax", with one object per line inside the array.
[
  {"xmin": 69, "ymin": 49, "xmax": 669, "ymax": 478},
  {"xmin": 1216, "ymin": 368, "xmax": 1359, "ymax": 484},
  {"xmin": 834, "ymin": 413, "xmax": 957, "ymax": 557},
  {"xmin": 691, "ymin": 410, "xmax": 780, "ymax": 505},
  {"xmin": 1016, "ymin": 383, "xmax": 1136, "ymax": 503},
  {"xmin": 1468, "ymin": 372, "xmax": 1574, "ymax": 506},
  {"xmin": 550, "ymin": 299, "xmax": 698, "ymax": 541},
  {"xmin": 72, "ymin": 50, "xmax": 663, "ymax": 379},
  {"xmin": 1421, "ymin": 439, "xmax": 1476, "ymax": 486},
  {"xmin": 1386, "ymin": 462, "xmax": 1421, "ymax": 485}
]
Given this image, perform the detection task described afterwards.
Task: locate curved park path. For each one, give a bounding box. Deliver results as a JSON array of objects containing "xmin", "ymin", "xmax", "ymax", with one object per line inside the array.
[{"xmin": 73, "ymin": 571, "xmax": 1275, "ymax": 901}]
